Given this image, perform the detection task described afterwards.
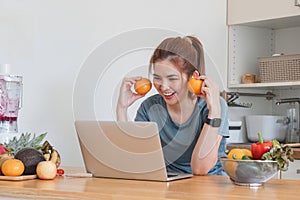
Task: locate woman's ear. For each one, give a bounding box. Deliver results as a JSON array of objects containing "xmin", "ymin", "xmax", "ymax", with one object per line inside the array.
[{"xmin": 192, "ymin": 70, "xmax": 200, "ymax": 78}]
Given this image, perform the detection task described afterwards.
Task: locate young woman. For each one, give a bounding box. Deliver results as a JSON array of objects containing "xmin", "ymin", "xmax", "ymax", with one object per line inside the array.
[{"xmin": 117, "ymin": 36, "xmax": 229, "ymax": 175}]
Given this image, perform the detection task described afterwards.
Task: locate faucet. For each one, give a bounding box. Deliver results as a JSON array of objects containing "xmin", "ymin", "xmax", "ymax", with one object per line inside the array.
[
  {"xmin": 275, "ymin": 98, "xmax": 300, "ymax": 143},
  {"xmin": 275, "ymin": 98, "xmax": 300, "ymax": 105}
]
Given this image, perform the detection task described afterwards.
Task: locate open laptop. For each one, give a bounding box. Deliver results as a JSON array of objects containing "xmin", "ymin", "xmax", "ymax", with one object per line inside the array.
[{"xmin": 74, "ymin": 121, "xmax": 193, "ymax": 181}]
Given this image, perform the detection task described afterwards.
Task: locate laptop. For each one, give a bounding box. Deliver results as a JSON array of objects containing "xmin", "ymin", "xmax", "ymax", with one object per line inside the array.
[{"xmin": 74, "ymin": 121, "xmax": 193, "ymax": 181}]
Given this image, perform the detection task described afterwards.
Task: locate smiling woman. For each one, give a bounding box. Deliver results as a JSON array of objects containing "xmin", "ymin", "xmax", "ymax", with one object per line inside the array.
[{"xmin": 116, "ymin": 36, "xmax": 229, "ymax": 176}]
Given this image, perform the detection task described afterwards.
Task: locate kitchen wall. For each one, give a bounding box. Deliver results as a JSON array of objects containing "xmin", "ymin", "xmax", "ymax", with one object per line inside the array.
[{"xmin": 0, "ymin": 0, "xmax": 228, "ymax": 167}]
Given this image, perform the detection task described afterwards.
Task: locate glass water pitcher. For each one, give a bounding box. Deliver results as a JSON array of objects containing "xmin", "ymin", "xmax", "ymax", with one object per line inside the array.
[{"xmin": 0, "ymin": 74, "xmax": 23, "ymax": 142}]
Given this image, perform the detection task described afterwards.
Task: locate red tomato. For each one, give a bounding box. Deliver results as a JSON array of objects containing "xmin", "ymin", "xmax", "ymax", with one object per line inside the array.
[{"xmin": 57, "ymin": 168, "xmax": 65, "ymax": 176}]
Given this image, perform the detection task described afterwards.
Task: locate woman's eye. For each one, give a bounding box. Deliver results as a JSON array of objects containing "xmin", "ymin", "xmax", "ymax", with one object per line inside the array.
[{"xmin": 169, "ymin": 78, "xmax": 179, "ymax": 81}]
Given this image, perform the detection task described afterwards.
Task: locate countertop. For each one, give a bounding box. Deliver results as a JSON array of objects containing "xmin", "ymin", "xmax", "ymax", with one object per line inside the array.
[
  {"xmin": 0, "ymin": 167, "xmax": 299, "ymax": 199},
  {"xmin": 226, "ymin": 143, "xmax": 300, "ymax": 160}
]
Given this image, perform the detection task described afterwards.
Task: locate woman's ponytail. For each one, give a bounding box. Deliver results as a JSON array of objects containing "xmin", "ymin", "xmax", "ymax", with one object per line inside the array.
[{"xmin": 186, "ymin": 36, "xmax": 205, "ymax": 75}]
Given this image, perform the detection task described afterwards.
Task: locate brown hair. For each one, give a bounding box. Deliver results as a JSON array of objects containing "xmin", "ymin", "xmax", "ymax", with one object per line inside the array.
[{"xmin": 149, "ymin": 36, "xmax": 205, "ymax": 77}]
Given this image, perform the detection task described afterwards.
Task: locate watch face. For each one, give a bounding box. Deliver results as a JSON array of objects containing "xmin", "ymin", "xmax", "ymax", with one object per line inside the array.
[
  {"xmin": 212, "ymin": 118, "xmax": 221, "ymax": 127},
  {"xmin": 206, "ymin": 117, "xmax": 221, "ymax": 127}
]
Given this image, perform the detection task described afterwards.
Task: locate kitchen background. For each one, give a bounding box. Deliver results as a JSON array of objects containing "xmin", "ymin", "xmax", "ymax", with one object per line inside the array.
[{"xmin": 0, "ymin": 0, "xmax": 300, "ymax": 168}]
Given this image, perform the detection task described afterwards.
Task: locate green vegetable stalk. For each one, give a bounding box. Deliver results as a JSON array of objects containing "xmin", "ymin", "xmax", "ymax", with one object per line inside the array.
[{"xmin": 261, "ymin": 140, "xmax": 294, "ymax": 171}]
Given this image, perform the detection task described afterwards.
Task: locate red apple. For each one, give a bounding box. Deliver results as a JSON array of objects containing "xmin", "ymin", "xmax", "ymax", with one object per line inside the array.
[{"xmin": 36, "ymin": 161, "xmax": 57, "ymax": 180}]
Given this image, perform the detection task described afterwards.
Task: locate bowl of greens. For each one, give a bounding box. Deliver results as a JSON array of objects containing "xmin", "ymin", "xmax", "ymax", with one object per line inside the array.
[
  {"xmin": 221, "ymin": 133, "xmax": 294, "ymax": 186},
  {"xmin": 220, "ymin": 157, "xmax": 279, "ymax": 186}
]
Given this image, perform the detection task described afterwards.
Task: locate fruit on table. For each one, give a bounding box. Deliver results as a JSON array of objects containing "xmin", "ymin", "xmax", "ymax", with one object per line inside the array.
[
  {"xmin": 227, "ymin": 148, "xmax": 252, "ymax": 160},
  {"xmin": 36, "ymin": 161, "xmax": 57, "ymax": 180},
  {"xmin": 1, "ymin": 158, "xmax": 25, "ymax": 176},
  {"xmin": 14, "ymin": 147, "xmax": 46, "ymax": 175},
  {"xmin": 134, "ymin": 78, "xmax": 152, "ymax": 95},
  {"xmin": 56, "ymin": 168, "xmax": 65, "ymax": 176},
  {"xmin": 188, "ymin": 78, "xmax": 203, "ymax": 95},
  {"xmin": 0, "ymin": 145, "xmax": 8, "ymax": 155},
  {"xmin": 41, "ymin": 140, "xmax": 61, "ymax": 167},
  {"xmin": 3, "ymin": 132, "xmax": 47, "ymax": 155},
  {"xmin": 0, "ymin": 156, "xmax": 13, "ymax": 175}
]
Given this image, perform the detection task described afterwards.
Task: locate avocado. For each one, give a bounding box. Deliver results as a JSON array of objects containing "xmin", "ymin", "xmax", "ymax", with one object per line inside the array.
[{"xmin": 14, "ymin": 147, "xmax": 46, "ymax": 175}]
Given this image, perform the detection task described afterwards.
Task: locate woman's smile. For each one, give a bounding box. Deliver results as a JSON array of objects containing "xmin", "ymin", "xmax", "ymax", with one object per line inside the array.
[{"xmin": 162, "ymin": 91, "xmax": 176, "ymax": 100}]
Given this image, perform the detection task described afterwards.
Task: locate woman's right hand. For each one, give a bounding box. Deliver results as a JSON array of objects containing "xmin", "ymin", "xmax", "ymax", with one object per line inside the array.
[{"xmin": 117, "ymin": 76, "xmax": 145, "ymax": 109}]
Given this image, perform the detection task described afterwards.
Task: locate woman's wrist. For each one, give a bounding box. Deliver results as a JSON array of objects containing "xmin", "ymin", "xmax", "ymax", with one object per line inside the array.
[
  {"xmin": 207, "ymin": 107, "xmax": 221, "ymax": 119},
  {"xmin": 116, "ymin": 103, "xmax": 128, "ymax": 121}
]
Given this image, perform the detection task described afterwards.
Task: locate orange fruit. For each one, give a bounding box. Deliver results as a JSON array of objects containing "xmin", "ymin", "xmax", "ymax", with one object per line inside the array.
[
  {"xmin": 1, "ymin": 158, "xmax": 25, "ymax": 176},
  {"xmin": 0, "ymin": 156, "xmax": 13, "ymax": 175},
  {"xmin": 134, "ymin": 78, "xmax": 152, "ymax": 95},
  {"xmin": 188, "ymin": 78, "xmax": 203, "ymax": 95}
]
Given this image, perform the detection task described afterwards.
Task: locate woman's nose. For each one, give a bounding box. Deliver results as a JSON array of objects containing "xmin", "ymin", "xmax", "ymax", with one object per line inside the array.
[{"xmin": 159, "ymin": 81, "xmax": 170, "ymax": 90}]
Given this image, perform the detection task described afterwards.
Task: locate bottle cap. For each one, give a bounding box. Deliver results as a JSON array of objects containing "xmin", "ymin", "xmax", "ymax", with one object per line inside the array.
[{"xmin": 0, "ymin": 64, "xmax": 11, "ymax": 75}]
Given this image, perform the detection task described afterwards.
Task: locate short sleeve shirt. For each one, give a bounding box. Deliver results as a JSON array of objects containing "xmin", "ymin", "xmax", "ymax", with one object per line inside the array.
[{"xmin": 135, "ymin": 94, "xmax": 229, "ymax": 175}]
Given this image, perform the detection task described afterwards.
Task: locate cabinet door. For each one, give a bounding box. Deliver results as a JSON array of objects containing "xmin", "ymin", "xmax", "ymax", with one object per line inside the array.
[
  {"xmin": 228, "ymin": 0, "xmax": 300, "ymax": 25},
  {"xmin": 281, "ymin": 160, "xmax": 300, "ymax": 180}
]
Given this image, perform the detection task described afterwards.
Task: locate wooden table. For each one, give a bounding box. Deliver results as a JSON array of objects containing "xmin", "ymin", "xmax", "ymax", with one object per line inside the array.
[{"xmin": 0, "ymin": 167, "xmax": 299, "ymax": 199}]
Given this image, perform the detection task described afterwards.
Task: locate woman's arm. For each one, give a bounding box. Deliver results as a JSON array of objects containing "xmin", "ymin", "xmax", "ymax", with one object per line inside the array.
[
  {"xmin": 191, "ymin": 75, "xmax": 226, "ymax": 175},
  {"xmin": 191, "ymin": 124, "xmax": 222, "ymax": 175}
]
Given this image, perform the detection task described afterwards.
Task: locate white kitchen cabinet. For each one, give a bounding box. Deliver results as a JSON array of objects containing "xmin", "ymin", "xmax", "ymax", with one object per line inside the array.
[
  {"xmin": 228, "ymin": 0, "xmax": 300, "ymax": 27},
  {"xmin": 281, "ymin": 160, "xmax": 300, "ymax": 180},
  {"xmin": 227, "ymin": 0, "xmax": 300, "ymax": 89}
]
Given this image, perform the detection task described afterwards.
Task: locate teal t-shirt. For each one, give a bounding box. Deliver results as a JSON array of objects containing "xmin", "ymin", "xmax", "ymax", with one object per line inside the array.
[{"xmin": 135, "ymin": 94, "xmax": 229, "ymax": 175}]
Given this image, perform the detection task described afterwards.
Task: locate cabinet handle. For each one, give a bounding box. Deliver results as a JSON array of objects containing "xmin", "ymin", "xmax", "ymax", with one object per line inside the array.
[
  {"xmin": 295, "ymin": 0, "xmax": 300, "ymax": 7},
  {"xmin": 297, "ymin": 169, "xmax": 300, "ymax": 174}
]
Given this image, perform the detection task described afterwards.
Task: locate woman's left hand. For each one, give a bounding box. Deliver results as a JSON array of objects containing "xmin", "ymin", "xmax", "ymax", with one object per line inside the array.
[{"xmin": 196, "ymin": 75, "xmax": 221, "ymax": 118}]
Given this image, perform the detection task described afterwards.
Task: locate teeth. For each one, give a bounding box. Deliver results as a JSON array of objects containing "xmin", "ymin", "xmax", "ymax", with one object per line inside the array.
[{"xmin": 164, "ymin": 92, "xmax": 174, "ymax": 96}]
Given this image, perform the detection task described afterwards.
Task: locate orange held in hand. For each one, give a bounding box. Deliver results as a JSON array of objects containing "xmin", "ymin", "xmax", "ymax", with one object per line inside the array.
[
  {"xmin": 1, "ymin": 159, "xmax": 25, "ymax": 176},
  {"xmin": 188, "ymin": 78, "xmax": 203, "ymax": 95},
  {"xmin": 134, "ymin": 78, "xmax": 152, "ymax": 95}
]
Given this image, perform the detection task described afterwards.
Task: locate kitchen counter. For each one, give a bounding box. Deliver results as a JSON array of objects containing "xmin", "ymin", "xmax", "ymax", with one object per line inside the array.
[
  {"xmin": 0, "ymin": 167, "xmax": 299, "ymax": 199},
  {"xmin": 227, "ymin": 143, "xmax": 300, "ymax": 160}
]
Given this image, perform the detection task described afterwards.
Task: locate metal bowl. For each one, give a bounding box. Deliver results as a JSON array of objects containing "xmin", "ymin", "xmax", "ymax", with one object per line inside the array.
[{"xmin": 220, "ymin": 156, "xmax": 279, "ymax": 186}]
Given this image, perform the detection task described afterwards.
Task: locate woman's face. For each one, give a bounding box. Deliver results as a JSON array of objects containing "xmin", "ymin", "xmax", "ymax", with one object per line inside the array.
[{"xmin": 152, "ymin": 60, "xmax": 189, "ymax": 106}]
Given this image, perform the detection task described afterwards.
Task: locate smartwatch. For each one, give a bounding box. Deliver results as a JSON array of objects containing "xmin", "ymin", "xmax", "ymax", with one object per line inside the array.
[{"xmin": 205, "ymin": 116, "xmax": 221, "ymax": 127}]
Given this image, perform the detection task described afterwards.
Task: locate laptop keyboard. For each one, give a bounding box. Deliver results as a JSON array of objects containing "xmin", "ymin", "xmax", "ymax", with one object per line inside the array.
[{"xmin": 167, "ymin": 173, "xmax": 179, "ymax": 178}]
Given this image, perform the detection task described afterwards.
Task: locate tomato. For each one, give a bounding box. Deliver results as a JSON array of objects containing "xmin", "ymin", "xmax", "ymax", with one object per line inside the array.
[
  {"xmin": 188, "ymin": 78, "xmax": 203, "ymax": 95},
  {"xmin": 56, "ymin": 168, "xmax": 65, "ymax": 176},
  {"xmin": 134, "ymin": 78, "xmax": 152, "ymax": 95}
]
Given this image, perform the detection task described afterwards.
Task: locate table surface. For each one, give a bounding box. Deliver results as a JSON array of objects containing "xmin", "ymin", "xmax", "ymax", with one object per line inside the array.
[{"xmin": 0, "ymin": 167, "xmax": 299, "ymax": 200}]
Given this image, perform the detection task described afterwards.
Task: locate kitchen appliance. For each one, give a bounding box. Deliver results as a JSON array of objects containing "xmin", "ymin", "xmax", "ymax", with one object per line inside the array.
[
  {"xmin": 286, "ymin": 103, "xmax": 299, "ymax": 143},
  {"xmin": 227, "ymin": 120, "xmax": 244, "ymax": 143},
  {"xmin": 245, "ymin": 115, "xmax": 288, "ymax": 142},
  {"xmin": 0, "ymin": 69, "xmax": 23, "ymax": 143}
]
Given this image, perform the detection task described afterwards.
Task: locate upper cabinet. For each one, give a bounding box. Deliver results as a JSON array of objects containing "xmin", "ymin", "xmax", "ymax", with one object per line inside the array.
[
  {"xmin": 227, "ymin": 0, "xmax": 300, "ymax": 89},
  {"xmin": 228, "ymin": 0, "xmax": 300, "ymax": 27}
]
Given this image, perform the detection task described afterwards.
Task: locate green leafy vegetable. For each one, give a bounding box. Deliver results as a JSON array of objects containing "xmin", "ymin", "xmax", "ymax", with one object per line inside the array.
[{"xmin": 261, "ymin": 140, "xmax": 294, "ymax": 171}]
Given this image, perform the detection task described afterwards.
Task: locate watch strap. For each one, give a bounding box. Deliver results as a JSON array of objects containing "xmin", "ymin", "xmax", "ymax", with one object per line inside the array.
[{"xmin": 205, "ymin": 116, "xmax": 221, "ymax": 127}]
